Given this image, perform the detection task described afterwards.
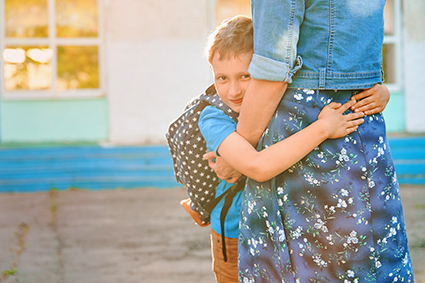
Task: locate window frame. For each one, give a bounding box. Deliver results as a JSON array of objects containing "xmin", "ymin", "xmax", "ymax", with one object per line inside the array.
[
  {"xmin": 383, "ymin": 0, "xmax": 403, "ymax": 92},
  {"xmin": 0, "ymin": 0, "xmax": 105, "ymax": 100}
]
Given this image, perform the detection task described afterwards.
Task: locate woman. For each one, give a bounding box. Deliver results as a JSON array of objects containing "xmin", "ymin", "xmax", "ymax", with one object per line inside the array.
[{"xmin": 233, "ymin": 0, "xmax": 415, "ymax": 282}]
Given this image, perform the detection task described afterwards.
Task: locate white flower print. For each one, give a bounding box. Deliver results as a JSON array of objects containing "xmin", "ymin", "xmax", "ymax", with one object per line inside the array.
[
  {"xmin": 347, "ymin": 270, "xmax": 355, "ymax": 277},
  {"xmin": 341, "ymin": 188, "xmax": 349, "ymax": 197},
  {"xmin": 294, "ymin": 93, "xmax": 304, "ymax": 100},
  {"xmin": 392, "ymin": 172, "xmax": 398, "ymax": 184},
  {"xmin": 278, "ymin": 198, "xmax": 283, "ymax": 206},
  {"xmin": 278, "ymin": 229, "xmax": 285, "ymax": 242},
  {"xmin": 304, "ymin": 89, "xmax": 315, "ymax": 95},
  {"xmin": 326, "ymin": 235, "xmax": 334, "ymax": 245},
  {"xmin": 277, "ymin": 186, "xmax": 284, "ymax": 195},
  {"xmin": 248, "ymin": 200, "xmax": 254, "ymax": 214},
  {"xmin": 403, "ymin": 253, "xmax": 409, "ymax": 266},
  {"xmin": 291, "ymin": 226, "xmax": 303, "ymax": 239},
  {"xmin": 268, "ymin": 226, "xmax": 274, "ymax": 235},
  {"xmin": 337, "ymin": 199, "xmax": 347, "ymax": 208},
  {"xmin": 346, "ymin": 230, "xmax": 359, "ymax": 245},
  {"xmin": 312, "ymin": 254, "xmax": 327, "ymax": 267},
  {"xmin": 304, "ymin": 173, "xmax": 321, "ymax": 186},
  {"xmin": 314, "ymin": 219, "xmax": 329, "ymax": 233}
]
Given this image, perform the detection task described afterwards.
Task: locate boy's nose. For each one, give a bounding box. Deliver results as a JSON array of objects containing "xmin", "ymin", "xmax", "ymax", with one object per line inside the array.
[{"xmin": 228, "ymin": 82, "xmax": 241, "ymax": 97}]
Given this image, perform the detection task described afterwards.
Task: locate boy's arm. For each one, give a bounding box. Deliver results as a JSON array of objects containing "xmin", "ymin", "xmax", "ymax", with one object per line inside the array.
[
  {"xmin": 350, "ymin": 84, "xmax": 390, "ymax": 115},
  {"xmin": 203, "ymin": 79, "xmax": 286, "ymax": 182},
  {"xmin": 217, "ymin": 101, "xmax": 364, "ymax": 182}
]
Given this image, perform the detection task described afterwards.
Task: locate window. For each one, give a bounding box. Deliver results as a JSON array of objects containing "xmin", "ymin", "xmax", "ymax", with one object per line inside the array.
[
  {"xmin": 383, "ymin": 0, "xmax": 402, "ymax": 91},
  {"xmin": 0, "ymin": 0, "xmax": 103, "ymax": 99}
]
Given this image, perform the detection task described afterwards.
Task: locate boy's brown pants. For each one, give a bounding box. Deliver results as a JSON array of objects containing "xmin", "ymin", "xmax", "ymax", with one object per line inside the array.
[{"xmin": 211, "ymin": 229, "xmax": 239, "ymax": 283}]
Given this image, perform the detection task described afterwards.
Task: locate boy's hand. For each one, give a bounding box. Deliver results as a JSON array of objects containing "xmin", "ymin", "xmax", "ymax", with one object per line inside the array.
[
  {"xmin": 318, "ymin": 100, "xmax": 365, "ymax": 139},
  {"xmin": 350, "ymin": 84, "xmax": 390, "ymax": 115},
  {"xmin": 203, "ymin": 151, "xmax": 242, "ymax": 183}
]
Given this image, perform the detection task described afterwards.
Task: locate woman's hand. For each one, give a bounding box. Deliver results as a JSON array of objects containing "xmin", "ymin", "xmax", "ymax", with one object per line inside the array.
[{"xmin": 350, "ymin": 84, "xmax": 390, "ymax": 115}]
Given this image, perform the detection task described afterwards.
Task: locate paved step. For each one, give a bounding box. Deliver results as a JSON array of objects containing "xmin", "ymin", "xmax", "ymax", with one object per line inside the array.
[
  {"xmin": 389, "ymin": 137, "xmax": 425, "ymax": 185},
  {"xmin": 0, "ymin": 145, "xmax": 178, "ymax": 192},
  {"xmin": 0, "ymin": 136, "xmax": 424, "ymax": 192}
]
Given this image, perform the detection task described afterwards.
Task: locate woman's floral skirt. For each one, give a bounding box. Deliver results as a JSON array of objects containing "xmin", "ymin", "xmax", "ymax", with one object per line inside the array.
[{"xmin": 238, "ymin": 88, "xmax": 415, "ymax": 283}]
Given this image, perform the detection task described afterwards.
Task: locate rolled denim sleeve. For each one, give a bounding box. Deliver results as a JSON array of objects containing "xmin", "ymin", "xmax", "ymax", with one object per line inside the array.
[{"xmin": 249, "ymin": 0, "xmax": 305, "ymax": 82}]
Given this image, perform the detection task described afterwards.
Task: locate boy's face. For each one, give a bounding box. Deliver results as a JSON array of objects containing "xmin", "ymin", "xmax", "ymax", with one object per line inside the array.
[{"xmin": 211, "ymin": 51, "xmax": 253, "ymax": 113}]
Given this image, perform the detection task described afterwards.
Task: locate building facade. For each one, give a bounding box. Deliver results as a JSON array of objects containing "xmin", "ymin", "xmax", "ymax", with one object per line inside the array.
[{"xmin": 0, "ymin": 0, "xmax": 423, "ymax": 146}]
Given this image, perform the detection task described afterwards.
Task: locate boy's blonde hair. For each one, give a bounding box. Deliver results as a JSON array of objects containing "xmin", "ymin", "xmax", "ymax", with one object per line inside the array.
[{"xmin": 205, "ymin": 15, "xmax": 253, "ymax": 64}]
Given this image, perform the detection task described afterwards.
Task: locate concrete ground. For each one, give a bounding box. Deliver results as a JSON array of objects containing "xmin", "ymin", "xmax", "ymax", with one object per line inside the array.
[{"xmin": 0, "ymin": 185, "xmax": 424, "ymax": 283}]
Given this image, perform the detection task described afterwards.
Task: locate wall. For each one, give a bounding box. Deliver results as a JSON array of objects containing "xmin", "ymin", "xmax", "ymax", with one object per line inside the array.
[
  {"xmin": 383, "ymin": 91, "xmax": 405, "ymax": 133},
  {"xmin": 105, "ymin": 0, "xmax": 213, "ymax": 144},
  {"xmin": 403, "ymin": 0, "xmax": 425, "ymax": 133},
  {"xmin": 0, "ymin": 99, "xmax": 108, "ymax": 143}
]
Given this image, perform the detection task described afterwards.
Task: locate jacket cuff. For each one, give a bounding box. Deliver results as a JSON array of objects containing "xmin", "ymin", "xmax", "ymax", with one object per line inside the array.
[{"xmin": 248, "ymin": 54, "xmax": 303, "ymax": 83}]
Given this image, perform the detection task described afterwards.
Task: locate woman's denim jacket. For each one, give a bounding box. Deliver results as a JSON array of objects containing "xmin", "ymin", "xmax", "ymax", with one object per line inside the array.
[{"xmin": 249, "ymin": 0, "xmax": 385, "ymax": 90}]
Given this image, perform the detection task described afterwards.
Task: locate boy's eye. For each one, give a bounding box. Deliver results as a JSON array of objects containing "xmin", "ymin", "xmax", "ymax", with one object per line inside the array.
[
  {"xmin": 217, "ymin": 76, "xmax": 227, "ymax": 81},
  {"xmin": 241, "ymin": 74, "xmax": 251, "ymax": 79}
]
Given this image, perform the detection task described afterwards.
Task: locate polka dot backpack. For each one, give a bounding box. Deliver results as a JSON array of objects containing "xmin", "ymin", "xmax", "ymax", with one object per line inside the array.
[{"xmin": 166, "ymin": 84, "xmax": 244, "ymax": 225}]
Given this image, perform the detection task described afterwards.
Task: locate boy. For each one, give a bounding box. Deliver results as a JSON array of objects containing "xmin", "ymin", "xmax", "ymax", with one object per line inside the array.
[{"xmin": 183, "ymin": 15, "xmax": 390, "ymax": 283}]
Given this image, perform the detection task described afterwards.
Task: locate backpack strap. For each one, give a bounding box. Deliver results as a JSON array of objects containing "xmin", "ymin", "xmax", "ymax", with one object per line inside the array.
[
  {"xmin": 199, "ymin": 86, "xmax": 245, "ymax": 261},
  {"xmin": 199, "ymin": 92, "xmax": 239, "ymax": 124},
  {"xmin": 220, "ymin": 179, "xmax": 245, "ymax": 262},
  {"xmin": 204, "ymin": 176, "xmax": 246, "ymax": 262}
]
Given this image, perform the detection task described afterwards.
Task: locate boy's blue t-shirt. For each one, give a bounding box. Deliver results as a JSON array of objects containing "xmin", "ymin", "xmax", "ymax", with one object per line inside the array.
[{"xmin": 198, "ymin": 105, "xmax": 243, "ymax": 239}]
